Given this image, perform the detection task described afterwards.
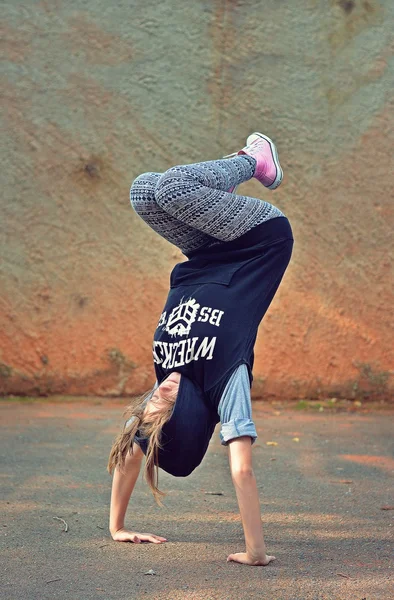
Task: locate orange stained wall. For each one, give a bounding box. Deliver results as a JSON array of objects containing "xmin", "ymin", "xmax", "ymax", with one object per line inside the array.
[{"xmin": 1, "ymin": 0, "xmax": 393, "ymax": 399}]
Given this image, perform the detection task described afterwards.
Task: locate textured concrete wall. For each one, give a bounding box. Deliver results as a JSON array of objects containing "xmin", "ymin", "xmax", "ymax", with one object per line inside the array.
[{"xmin": 1, "ymin": 0, "xmax": 393, "ymax": 398}]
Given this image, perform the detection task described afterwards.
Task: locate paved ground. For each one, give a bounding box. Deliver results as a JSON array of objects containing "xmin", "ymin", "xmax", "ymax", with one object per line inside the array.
[{"xmin": 1, "ymin": 398, "xmax": 393, "ymax": 600}]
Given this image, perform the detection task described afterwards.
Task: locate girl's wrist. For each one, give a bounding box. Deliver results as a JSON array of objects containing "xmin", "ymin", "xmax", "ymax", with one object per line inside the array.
[
  {"xmin": 246, "ymin": 546, "xmax": 267, "ymax": 561},
  {"xmin": 109, "ymin": 524, "xmax": 124, "ymax": 535}
]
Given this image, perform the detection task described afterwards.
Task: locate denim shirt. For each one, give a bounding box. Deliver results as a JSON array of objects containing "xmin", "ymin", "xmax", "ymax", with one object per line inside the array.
[{"xmin": 217, "ymin": 363, "xmax": 257, "ymax": 445}]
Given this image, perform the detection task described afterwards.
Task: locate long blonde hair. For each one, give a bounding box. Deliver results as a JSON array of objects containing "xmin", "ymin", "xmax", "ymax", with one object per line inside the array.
[{"xmin": 107, "ymin": 387, "xmax": 176, "ymax": 506}]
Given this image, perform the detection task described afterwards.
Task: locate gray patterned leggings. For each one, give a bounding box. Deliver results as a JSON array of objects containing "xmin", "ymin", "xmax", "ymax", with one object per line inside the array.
[{"xmin": 129, "ymin": 155, "xmax": 284, "ymax": 255}]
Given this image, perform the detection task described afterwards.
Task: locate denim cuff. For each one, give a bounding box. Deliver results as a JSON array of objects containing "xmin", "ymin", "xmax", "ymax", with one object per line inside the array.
[{"xmin": 220, "ymin": 418, "xmax": 257, "ymax": 446}]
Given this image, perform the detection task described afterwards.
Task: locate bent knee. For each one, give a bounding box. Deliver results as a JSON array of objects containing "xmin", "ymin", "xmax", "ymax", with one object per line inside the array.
[
  {"xmin": 130, "ymin": 171, "xmax": 161, "ymax": 191},
  {"xmin": 155, "ymin": 166, "xmax": 196, "ymax": 208},
  {"xmin": 130, "ymin": 172, "xmax": 161, "ymax": 210}
]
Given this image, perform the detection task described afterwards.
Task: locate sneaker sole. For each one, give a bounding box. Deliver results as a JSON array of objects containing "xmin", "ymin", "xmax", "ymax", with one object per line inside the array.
[{"xmin": 246, "ymin": 132, "xmax": 283, "ymax": 190}]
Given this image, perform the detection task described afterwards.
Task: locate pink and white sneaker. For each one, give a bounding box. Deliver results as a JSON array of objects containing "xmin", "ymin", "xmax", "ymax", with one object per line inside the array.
[{"xmin": 225, "ymin": 132, "xmax": 283, "ymax": 190}]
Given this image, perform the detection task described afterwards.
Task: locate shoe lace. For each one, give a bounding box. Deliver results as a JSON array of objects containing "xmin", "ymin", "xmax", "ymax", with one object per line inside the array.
[{"xmin": 223, "ymin": 142, "xmax": 258, "ymax": 159}]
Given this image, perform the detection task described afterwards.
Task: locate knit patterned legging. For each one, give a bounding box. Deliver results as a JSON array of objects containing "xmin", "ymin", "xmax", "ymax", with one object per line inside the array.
[{"xmin": 129, "ymin": 155, "xmax": 284, "ymax": 255}]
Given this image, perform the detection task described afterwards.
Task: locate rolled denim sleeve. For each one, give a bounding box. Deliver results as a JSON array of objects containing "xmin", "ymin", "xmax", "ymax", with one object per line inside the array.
[{"xmin": 218, "ymin": 364, "xmax": 257, "ymax": 445}]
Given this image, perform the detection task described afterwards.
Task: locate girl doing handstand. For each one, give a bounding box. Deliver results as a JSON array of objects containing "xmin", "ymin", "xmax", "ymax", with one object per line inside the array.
[{"xmin": 108, "ymin": 132, "xmax": 294, "ymax": 566}]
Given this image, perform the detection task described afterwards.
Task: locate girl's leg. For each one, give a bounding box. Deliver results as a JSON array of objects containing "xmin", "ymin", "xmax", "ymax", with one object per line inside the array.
[
  {"xmin": 155, "ymin": 155, "xmax": 284, "ymax": 243},
  {"xmin": 130, "ymin": 172, "xmax": 217, "ymax": 254}
]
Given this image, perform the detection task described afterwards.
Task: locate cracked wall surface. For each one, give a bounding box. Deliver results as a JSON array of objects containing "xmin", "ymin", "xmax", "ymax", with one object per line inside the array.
[{"xmin": 1, "ymin": 0, "xmax": 393, "ymax": 398}]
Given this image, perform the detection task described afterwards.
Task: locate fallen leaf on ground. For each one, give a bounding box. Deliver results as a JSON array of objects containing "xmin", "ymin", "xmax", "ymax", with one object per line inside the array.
[
  {"xmin": 292, "ymin": 437, "xmax": 300, "ymax": 442},
  {"xmin": 266, "ymin": 441, "xmax": 278, "ymax": 446},
  {"xmin": 144, "ymin": 569, "xmax": 157, "ymax": 576},
  {"xmin": 336, "ymin": 572, "xmax": 351, "ymax": 579},
  {"xmin": 380, "ymin": 506, "xmax": 394, "ymax": 510},
  {"xmin": 330, "ymin": 480, "xmax": 353, "ymax": 484},
  {"xmin": 204, "ymin": 491, "xmax": 224, "ymax": 495}
]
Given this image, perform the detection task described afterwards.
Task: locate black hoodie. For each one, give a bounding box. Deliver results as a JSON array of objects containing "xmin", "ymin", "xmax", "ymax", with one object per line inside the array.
[{"xmin": 135, "ymin": 216, "xmax": 294, "ymax": 476}]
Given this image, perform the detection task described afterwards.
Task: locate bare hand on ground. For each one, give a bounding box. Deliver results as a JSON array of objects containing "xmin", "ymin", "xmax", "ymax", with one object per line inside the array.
[
  {"xmin": 227, "ymin": 552, "xmax": 276, "ymax": 566},
  {"xmin": 111, "ymin": 528, "xmax": 167, "ymax": 544}
]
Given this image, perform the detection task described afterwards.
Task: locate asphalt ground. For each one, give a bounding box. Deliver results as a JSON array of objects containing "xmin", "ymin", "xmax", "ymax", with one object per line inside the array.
[{"xmin": 1, "ymin": 398, "xmax": 393, "ymax": 600}]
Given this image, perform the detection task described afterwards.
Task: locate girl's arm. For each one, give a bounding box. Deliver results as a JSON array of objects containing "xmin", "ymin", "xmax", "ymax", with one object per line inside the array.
[
  {"xmin": 109, "ymin": 443, "xmax": 167, "ymax": 544},
  {"xmin": 227, "ymin": 436, "xmax": 275, "ymax": 566}
]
